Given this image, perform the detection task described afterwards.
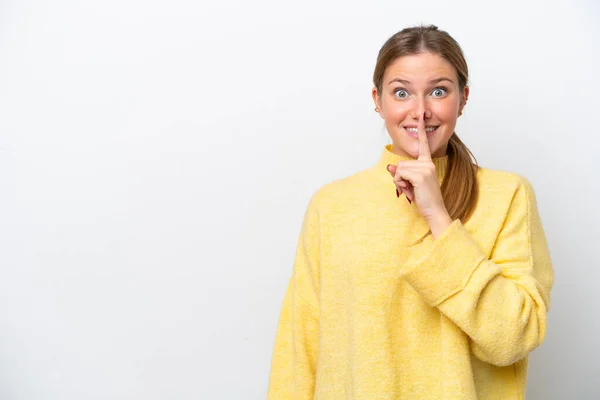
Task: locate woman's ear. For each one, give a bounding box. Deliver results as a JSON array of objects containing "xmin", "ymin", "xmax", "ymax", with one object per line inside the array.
[
  {"xmin": 372, "ymin": 87, "xmax": 382, "ymax": 114},
  {"xmin": 458, "ymin": 85, "xmax": 470, "ymax": 116}
]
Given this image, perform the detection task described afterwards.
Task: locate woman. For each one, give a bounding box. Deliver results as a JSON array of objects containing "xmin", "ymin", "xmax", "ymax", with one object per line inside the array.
[{"xmin": 267, "ymin": 25, "xmax": 554, "ymax": 399}]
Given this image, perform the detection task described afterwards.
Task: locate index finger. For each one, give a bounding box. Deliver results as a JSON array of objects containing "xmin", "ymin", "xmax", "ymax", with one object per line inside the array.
[{"xmin": 417, "ymin": 111, "xmax": 432, "ymax": 161}]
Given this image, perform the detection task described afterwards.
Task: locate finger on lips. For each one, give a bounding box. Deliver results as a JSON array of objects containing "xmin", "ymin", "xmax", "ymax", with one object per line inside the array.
[
  {"xmin": 386, "ymin": 111, "xmax": 431, "ymax": 204},
  {"xmin": 417, "ymin": 111, "xmax": 432, "ymax": 162}
]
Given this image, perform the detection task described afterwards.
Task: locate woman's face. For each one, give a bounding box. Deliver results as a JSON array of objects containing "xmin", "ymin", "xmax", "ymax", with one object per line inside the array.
[{"xmin": 372, "ymin": 52, "xmax": 468, "ymax": 159}]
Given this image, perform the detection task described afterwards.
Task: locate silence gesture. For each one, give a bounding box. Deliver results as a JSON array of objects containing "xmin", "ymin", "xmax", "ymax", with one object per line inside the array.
[{"xmin": 386, "ymin": 112, "xmax": 448, "ymax": 221}]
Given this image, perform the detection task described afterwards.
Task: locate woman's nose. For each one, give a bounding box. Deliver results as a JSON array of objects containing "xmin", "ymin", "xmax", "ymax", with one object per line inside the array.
[{"xmin": 410, "ymin": 97, "xmax": 429, "ymax": 120}]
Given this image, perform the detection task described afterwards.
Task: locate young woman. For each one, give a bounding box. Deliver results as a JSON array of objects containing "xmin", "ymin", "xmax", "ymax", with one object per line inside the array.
[{"xmin": 267, "ymin": 25, "xmax": 554, "ymax": 400}]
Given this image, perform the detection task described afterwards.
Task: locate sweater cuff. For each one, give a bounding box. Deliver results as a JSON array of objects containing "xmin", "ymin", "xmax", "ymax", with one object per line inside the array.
[{"xmin": 399, "ymin": 219, "xmax": 490, "ymax": 307}]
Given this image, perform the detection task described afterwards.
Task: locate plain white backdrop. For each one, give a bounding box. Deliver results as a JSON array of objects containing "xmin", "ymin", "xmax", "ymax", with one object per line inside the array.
[{"xmin": 0, "ymin": 0, "xmax": 599, "ymax": 398}]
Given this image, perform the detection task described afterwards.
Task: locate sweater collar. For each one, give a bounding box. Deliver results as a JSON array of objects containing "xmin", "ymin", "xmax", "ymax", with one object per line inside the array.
[{"xmin": 375, "ymin": 144, "xmax": 449, "ymax": 184}]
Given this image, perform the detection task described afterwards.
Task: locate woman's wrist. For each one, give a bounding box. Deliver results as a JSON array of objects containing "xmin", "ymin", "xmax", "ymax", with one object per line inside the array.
[{"xmin": 427, "ymin": 208, "xmax": 453, "ymax": 240}]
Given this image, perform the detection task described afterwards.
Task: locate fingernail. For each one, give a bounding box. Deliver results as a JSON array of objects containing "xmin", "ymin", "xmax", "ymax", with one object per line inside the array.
[
  {"xmin": 396, "ymin": 188, "xmax": 400, "ymax": 198},
  {"xmin": 406, "ymin": 197, "xmax": 412, "ymax": 204}
]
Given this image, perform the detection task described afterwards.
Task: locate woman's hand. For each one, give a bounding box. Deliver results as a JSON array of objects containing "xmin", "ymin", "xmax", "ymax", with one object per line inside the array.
[{"xmin": 386, "ymin": 112, "xmax": 449, "ymax": 223}]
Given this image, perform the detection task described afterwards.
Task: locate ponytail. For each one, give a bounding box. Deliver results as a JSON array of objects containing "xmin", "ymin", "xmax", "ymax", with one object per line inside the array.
[{"xmin": 442, "ymin": 133, "xmax": 479, "ymax": 224}]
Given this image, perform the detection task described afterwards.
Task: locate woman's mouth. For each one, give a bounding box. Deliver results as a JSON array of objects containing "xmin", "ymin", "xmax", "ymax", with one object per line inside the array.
[{"xmin": 403, "ymin": 126, "xmax": 439, "ymax": 138}]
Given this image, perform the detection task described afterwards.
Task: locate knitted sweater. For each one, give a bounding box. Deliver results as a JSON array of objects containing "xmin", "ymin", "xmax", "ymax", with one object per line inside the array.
[{"xmin": 267, "ymin": 144, "xmax": 554, "ymax": 399}]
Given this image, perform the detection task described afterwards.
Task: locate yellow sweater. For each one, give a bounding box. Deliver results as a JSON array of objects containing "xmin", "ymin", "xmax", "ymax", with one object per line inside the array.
[{"xmin": 267, "ymin": 144, "xmax": 554, "ymax": 400}]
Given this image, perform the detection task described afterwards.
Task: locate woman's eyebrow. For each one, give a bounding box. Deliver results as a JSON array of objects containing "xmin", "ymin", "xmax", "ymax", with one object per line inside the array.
[{"xmin": 387, "ymin": 77, "xmax": 454, "ymax": 85}]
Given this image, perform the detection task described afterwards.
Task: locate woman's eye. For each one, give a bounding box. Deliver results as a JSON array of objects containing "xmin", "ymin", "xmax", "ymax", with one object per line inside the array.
[
  {"xmin": 394, "ymin": 88, "xmax": 447, "ymax": 98},
  {"xmin": 394, "ymin": 89, "xmax": 409, "ymax": 98},
  {"xmin": 432, "ymin": 87, "xmax": 447, "ymax": 97}
]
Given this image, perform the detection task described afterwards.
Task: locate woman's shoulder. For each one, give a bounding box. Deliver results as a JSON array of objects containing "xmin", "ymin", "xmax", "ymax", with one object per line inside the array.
[
  {"xmin": 304, "ymin": 167, "xmax": 377, "ymax": 209},
  {"xmin": 475, "ymin": 165, "xmax": 540, "ymax": 209},
  {"xmin": 476, "ymin": 165, "xmax": 535, "ymax": 192}
]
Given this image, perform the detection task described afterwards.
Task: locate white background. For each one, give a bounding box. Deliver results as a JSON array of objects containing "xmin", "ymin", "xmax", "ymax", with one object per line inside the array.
[{"xmin": 0, "ymin": 0, "xmax": 599, "ymax": 398}]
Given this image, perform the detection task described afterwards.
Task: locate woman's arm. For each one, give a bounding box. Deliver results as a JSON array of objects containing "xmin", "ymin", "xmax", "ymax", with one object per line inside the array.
[
  {"xmin": 399, "ymin": 177, "xmax": 554, "ymax": 367},
  {"xmin": 267, "ymin": 195, "xmax": 321, "ymax": 399}
]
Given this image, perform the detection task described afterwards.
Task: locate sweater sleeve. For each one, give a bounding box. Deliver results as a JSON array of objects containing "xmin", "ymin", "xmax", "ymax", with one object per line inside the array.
[
  {"xmin": 267, "ymin": 195, "xmax": 321, "ymax": 400},
  {"xmin": 399, "ymin": 177, "xmax": 554, "ymax": 367}
]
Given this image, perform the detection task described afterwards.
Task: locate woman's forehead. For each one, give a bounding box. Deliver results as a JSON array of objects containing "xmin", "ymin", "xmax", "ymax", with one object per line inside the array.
[{"xmin": 384, "ymin": 53, "xmax": 457, "ymax": 84}]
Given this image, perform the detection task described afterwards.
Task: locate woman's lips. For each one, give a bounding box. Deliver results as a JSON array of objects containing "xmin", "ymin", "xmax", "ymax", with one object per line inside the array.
[{"xmin": 404, "ymin": 126, "xmax": 439, "ymax": 138}]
